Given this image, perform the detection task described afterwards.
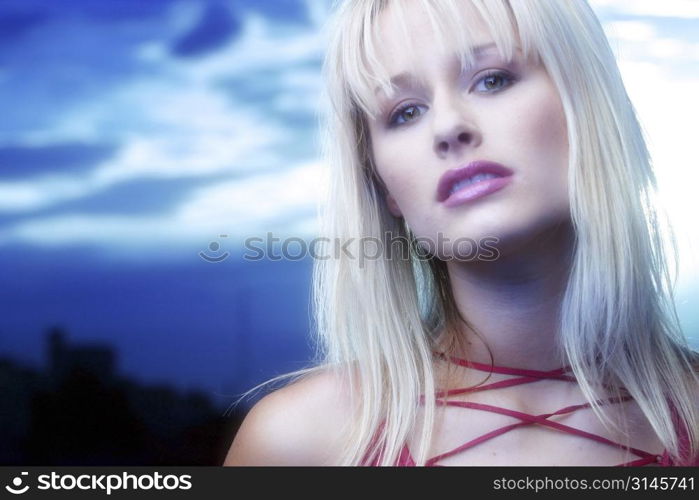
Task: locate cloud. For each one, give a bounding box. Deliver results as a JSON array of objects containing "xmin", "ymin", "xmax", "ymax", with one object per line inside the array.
[
  {"xmin": 177, "ymin": 160, "xmax": 324, "ymax": 225},
  {"xmin": 603, "ymin": 20, "xmax": 699, "ymax": 62},
  {"xmin": 0, "ymin": 160, "xmax": 324, "ymax": 251},
  {"xmin": 613, "ymin": 60, "xmax": 699, "ymax": 283},
  {"xmin": 590, "ymin": 0, "xmax": 699, "ymax": 18},
  {"xmin": 590, "ymin": 7, "xmax": 699, "ymax": 283},
  {"xmin": 40, "ymin": 176, "xmax": 217, "ymax": 217},
  {"xmin": 604, "ymin": 20, "xmax": 657, "ymax": 42},
  {"xmin": 0, "ymin": 5, "xmax": 324, "ymax": 222},
  {"xmin": 0, "ymin": 177, "xmax": 95, "ymax": 213}
]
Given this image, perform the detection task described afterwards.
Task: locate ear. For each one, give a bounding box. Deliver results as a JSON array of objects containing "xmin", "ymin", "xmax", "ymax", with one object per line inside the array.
[{"xmin": 386, "ymin": 192, "xmax": 403, "ymax": 217}]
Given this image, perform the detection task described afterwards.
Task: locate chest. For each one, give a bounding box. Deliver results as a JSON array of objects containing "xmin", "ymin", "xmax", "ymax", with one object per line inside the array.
[{"xmin": 408, "ymin": 384, "xmax": 665, "ymax": 466}]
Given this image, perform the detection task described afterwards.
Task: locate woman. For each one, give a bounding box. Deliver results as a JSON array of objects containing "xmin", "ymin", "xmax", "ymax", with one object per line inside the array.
[{"xmin": 224, "ymin": 0, "xmax": 699, "ymax": 466}]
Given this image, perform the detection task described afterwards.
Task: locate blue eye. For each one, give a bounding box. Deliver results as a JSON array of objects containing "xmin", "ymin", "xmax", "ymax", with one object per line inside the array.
[
  {"xmin": 474, "ymin": 70, "xmax": 514, "ymax": 93},
  {"xmin": 388, "ymin": 103, "xmax": 427, "ymax": 127},
  {"xmin": 385, "ymin": 71, "xmax": 515, "ymax": 128}
]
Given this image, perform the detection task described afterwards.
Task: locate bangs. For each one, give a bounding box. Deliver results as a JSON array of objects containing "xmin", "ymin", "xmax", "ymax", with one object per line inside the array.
[{"xmin": 341, "ymin": 0, "xmax": 540, "ymax": 119}]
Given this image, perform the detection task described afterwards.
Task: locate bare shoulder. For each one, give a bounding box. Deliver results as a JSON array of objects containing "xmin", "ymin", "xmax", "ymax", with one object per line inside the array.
[{"xmin": 223, "ymin": 367, "xmax": 355, "ymax": 466}]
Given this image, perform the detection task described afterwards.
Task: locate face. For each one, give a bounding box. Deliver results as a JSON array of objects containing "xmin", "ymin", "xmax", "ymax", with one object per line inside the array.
[{"xmin": 366, "ymin": 2, "xmax": 570, "ymax": 260}]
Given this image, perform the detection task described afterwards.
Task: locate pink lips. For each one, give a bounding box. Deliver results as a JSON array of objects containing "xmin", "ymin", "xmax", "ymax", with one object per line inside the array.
[{"xmin": 437, "ymin": 160, "xmax": 514, "ymax": 208}]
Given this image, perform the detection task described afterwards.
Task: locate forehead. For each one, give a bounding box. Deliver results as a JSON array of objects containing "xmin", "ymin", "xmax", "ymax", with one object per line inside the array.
[
  {"xmin": 375, "ymin": 1, "xmax": 491, "ymax": 61},
  {"xmin": 360, "ymin": 0, "xmax": 521, "ymax": 112}
]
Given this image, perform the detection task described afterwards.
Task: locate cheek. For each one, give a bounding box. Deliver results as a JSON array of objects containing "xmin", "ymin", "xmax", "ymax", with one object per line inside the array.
[
  {"xmin": 504, "ymin": 87, "xmax": 569, "ymax": 184},
  {"xmin": 528, "ymin": 81, "xmax": 568, "ymax": 164},
  {"xmin": 373, "ymin": 142, "xmax": 437, "ymax": 225},
  {"xmin": 372, "ymin": 140, "xmax": 419, "ymax": 200},
  {"xmin": 526, "ymin": 96, "xmax": 570, "ymax": 209},
  {"xmin": 532, "ymin": 100, "xmax": 568, "ymax": 163}
]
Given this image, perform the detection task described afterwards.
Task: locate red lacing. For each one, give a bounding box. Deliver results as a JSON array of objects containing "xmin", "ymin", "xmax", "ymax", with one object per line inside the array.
[{"xmin": 396, "ymin": 355, "xmax": 670, "ymax": 466}]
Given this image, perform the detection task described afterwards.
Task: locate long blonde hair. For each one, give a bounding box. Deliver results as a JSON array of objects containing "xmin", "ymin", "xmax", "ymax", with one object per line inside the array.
[{"xmin": 309, "ymin": 0, "xmax": 699, "ymax": 465}]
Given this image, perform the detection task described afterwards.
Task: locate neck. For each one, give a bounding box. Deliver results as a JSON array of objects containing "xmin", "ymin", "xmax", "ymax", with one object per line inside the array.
[{"xmin": 441, "ymin": 219, "xmax": 575, "ymax": 372}]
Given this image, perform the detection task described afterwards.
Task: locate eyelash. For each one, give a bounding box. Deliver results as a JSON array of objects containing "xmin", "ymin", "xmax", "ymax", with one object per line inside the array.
[{"xmin": 387, "ymin": 70, "xmax": 516, "ymax": 128}]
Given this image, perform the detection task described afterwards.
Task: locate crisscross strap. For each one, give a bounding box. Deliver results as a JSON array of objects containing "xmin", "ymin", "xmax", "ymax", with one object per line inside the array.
[
  {"xmin": 399, "ymin": 355, "xmax": 669, "ymax": 466},
  {"xmin": 433, "ymin": 355, "xmax": 577, "ymax": 399}
]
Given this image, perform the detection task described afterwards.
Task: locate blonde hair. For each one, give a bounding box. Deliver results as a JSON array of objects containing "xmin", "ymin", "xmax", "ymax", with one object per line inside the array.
[{"xmin": 305, "ymin": 0, "xmax": 699, "ymax": 465}]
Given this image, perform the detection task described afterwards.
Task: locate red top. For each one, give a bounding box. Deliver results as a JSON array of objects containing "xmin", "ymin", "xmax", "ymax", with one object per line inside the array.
[{"xmin": 370, "ymin": 355, "xmax": 697, "ymax": 466}]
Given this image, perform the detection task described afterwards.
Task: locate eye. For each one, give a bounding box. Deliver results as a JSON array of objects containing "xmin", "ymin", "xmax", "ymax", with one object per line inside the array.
[
  {"xmin": 473, "ymin": 70, "xmax": 515, "ymax": 93},
  {"xmin": 387, "ymin": 102, "xmax": 427, "ymax": 127}
]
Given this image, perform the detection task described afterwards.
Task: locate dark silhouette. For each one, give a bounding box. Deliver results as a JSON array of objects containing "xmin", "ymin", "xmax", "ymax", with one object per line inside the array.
[{"xmin": 0, "ymin": 326, "xmax": 243, "ymax": 465}]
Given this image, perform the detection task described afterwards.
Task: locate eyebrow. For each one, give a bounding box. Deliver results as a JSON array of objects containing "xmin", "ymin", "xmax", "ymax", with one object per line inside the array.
[{"xmin": 374, "ymin": 43, "xmax": 505, "ymax": 95}]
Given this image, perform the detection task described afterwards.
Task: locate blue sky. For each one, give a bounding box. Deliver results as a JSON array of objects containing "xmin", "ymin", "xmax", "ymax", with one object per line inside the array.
[
  {"xmin": 0, "ymin": 0, "xmax": 697, "ymax": 402},
  {"xmin": 0, "ymin": 0, "xmax": 326, "ymax": 256},
  {"xmin": 0, "ymin": 0, "xmax": 328, "ymax": 404}
]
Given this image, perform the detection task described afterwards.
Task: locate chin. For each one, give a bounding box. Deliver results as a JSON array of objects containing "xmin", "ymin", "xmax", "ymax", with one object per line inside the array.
[
  {"xmin": 434, "ymin": 215, "xmax": 538, "ymax": 260},
  {"xmin": 480, "ymin": 213, "xmax": 574, "ymax": 259}
]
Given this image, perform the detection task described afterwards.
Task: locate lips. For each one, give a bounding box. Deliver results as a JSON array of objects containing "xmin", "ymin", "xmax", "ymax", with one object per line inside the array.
[{"xmin": 437, "ymin": 160, "xmax": 514, "ymax": 203}]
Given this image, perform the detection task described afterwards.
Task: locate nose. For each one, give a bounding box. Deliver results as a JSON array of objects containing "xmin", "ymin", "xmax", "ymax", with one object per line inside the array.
[
  {"xmin": 434, "ymin": 129, "xmax": 476, "ymax": 156},
  {"xmin": 432, "ymin": 93, "xmax": 481, "ymax": 158}
]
